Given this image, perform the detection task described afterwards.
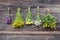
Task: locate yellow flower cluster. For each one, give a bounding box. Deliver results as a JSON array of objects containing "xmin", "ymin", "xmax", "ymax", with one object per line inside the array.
[
  {"xmin": 12, "ymin": 7, "xmax": 24, "ymax": 28},
  {"xmin": 43, "ymin": 22, "xmax": 56, "ymax": 29},
  {"xmin": 43, "ymin": 23, "xmax": 48, "ymax": 28},
  {"xmin": 13, "ymin": 20, "xmax": 24, "ymax": 28},
  {"xmin": 26, "ymin": 21, "xmax": 33, "ymax": 24}
]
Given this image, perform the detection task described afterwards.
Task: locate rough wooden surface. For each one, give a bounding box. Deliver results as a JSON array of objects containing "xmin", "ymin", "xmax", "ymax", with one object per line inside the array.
[
  {"xmin": 0, "ymin": 0, "xmax": 60, "ymax": 31},
  {"xmin": 0, "ymin": 0, "xmax": 60, "ymax": 40},
  {"xmin": 0, "ymin": 31, "xmax": 60, "ymax": 35},
  {"xmin": 0, "ymin": 34, "xmax": 60, "ymax": 40}
]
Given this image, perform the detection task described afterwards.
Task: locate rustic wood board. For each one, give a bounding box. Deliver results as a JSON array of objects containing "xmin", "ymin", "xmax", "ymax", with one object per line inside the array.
[
  {"xmin": 0, "ymin": 33, "xmax": 60, "ymax": 40},
  {"xmin": 0, "ymin": 0, "xmax": 60, "ymax": 31}
]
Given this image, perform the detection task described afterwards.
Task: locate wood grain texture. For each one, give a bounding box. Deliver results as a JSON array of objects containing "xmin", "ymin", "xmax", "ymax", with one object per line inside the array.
[{"xmin": 0, "ymin": 0, "xmax": 60, "ymax": 31}]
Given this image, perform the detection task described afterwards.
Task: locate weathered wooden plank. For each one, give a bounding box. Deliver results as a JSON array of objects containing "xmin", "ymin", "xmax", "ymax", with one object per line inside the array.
[
  {"xmin": 0, "ymin": 31, "xmax": 60, "ymax": 35},
  {"xmin": 0, "ymin": 34, "xmax": 60, "ymax": 40}
]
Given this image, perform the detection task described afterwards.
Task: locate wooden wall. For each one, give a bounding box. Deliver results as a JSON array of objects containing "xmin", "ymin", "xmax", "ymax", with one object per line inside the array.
[{"xmin": 0, "ymin": 0, "xmax": 60, "ymax": 31}]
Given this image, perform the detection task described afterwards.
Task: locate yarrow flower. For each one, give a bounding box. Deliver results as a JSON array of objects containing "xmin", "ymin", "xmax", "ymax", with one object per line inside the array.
[{"xmin": 34, "ymin": 6, "xmax": 42, "ymax": 26}]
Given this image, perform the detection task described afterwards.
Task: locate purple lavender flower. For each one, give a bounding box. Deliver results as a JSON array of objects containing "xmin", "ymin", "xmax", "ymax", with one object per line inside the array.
[{"xmin": 6, "ymin": 16, "xmax": 12, "ymax": 24}]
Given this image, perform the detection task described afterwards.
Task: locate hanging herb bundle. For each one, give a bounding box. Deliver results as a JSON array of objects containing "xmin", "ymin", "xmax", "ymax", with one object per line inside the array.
[
  {"xmin": 42, "ymin": 8, "xmax": 56, "ymax": 29},
  {"xmin": 6, "ymin": 7, "xmax": 12, "ymax": 24},
  {"xmin": 26, "ymin": 7, "xmax": 33, "ymax": 25},
  {"xmin": 34, "ymin": 6, "xmax": 42, "ymax": 26},
  {"xmin": 12, "ymin": 7, "xmax": 24, "ymax": 28}
]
